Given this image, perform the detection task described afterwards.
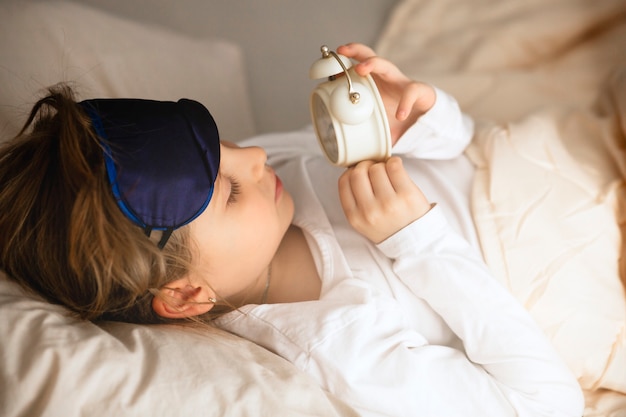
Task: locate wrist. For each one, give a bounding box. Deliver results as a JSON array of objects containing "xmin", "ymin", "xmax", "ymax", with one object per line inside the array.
[{"xmin": 377, "ymin": 203, "xmax": 446, "ymax": 254}]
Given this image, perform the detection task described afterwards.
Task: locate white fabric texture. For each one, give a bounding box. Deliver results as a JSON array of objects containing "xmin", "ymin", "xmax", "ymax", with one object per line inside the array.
[
  {"xmin": 376, "ymin": 0, "xmax": 626, "ymax": 414},
  {"xmin": 214, "ymin": 91, "xmax": 584, "ymax": 416},
  {"xmin": 0, "ymin": 272, "xmax": 356, "ymax": 417}
]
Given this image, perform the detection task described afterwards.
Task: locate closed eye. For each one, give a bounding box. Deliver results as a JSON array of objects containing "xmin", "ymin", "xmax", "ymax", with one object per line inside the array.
[{"xmin": 227, "ymin": 175, "xmax": 241, "ymax": 205}]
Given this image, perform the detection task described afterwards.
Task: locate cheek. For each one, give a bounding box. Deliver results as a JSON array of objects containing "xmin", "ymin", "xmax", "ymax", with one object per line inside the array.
[
  {"xmin": 244, "ymin": 186, "xmax": 293, "ymax": 234},
  {"xmin": 233, "ymin": 195, "xmax": 292, "ymax": 264},
  {"xmin": 209, "ymin": 221, "xmax": 277, "ymax": 286},
  {"xmin": 197, "ymin": 189, "xmax": 294, "ymax": 272},
  {"xmin": 223, "ymin": 201, "xmax": 285, "ymax": 253}
]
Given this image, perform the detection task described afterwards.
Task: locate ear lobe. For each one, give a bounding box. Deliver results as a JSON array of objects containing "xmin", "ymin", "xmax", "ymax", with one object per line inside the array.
[{"xmin": 151, "ymin": 280, "xmax": 214, "ymax": 319}]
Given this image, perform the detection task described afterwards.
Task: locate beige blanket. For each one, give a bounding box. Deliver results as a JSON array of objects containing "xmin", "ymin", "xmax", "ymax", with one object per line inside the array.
[{"xmin": 377, "ymin": 0, "xmax": 626, "ymax": 415}]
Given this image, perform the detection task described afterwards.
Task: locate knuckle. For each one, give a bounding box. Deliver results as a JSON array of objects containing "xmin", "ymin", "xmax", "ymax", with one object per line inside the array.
[
  {"xmin": 356, "ymin": 160, "xmax": 374, "ymax": 170},
  {"xmin": 386, "ymin": 156, "xmax": 403, "ymax": 169},
  {"xmin": 406, "ymin": 81, "xmax": 421, "ymax": 92},
  {"xmin": 363, "ymin": 207, "xmax": 384, "ymax": 227},
  {"xmin": 368, "ymin": 161, "xmax": 386, "ymax": 175}
]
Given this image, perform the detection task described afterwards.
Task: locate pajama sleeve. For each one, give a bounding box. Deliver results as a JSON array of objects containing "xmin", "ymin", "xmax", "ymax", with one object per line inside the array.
[
  {"xmin": 392, "ymin": 87, "xmax": 474, "ymax": 160},
  {"xmin": 373, "ymin": 205, "xmax": 584, "ymax": 416}
]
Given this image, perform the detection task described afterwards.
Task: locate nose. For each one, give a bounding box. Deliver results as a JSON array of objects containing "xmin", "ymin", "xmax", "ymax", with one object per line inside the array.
[
  {"xmin": 246, "ymin": 146, "xmax": 267, "ymax": 180},
  {"xmin": 221, "ymin": 143, "xmax": 267, "ymax": 180}
]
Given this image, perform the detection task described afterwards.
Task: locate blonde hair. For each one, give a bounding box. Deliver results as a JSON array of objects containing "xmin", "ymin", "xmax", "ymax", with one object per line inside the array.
[{"xmin": 0, "ymin": 84, "xmax": 221, "ymax": 323}]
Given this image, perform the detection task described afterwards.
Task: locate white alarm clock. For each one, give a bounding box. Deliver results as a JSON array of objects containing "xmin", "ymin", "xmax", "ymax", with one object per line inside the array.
[{"xmin": 309, "ymin": 45, "xmax": 391, "ymax": 167}]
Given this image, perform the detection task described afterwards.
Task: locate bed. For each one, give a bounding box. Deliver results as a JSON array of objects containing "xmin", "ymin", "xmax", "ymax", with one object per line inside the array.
[
  {"xmin": 376, "ymin": 1, "xmax": 626, "ymax": 414},
  {"xmin": 1, "ymin": 0, "xmax": 625, "ymax": 416}
]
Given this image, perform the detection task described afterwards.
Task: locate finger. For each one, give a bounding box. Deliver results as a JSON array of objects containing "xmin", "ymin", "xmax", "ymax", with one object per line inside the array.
[
  {"xmin": 338, "ymin": 161, "xmax": 375, "ymax": 212},
  {"xmin": 338, "ymin": 44, "xmax": 405, "ymax": 81},
  {"xmin": 398, "ymin": 83, "xmax": 437, "ymax": 120},
  {"xmin": 336, "ymin": 43, "xmax": 377, "ymax": 62},
  {"xmin": 385, "ymin": 157, "xmax": 431, "ymax": 218},
  {"xmin": 368, "ymin": 162, "xmax": 396, "ymax": 200},
  {"xmin": 338, "ymin": 170, "xmax": 357, "ymax": 213},
  {"xmin": 347, "ymin": 161, "xmax": 376, "ymax": 208},
  {"xmin": 396, "ymin": 82, "xmax": 422, "ymax": 121},
  {"xmin": 353, "ymin": 56, "xmax": 405, "ymax": 80},
  {"xmin": 385, "ymin": 157, "xmax": 413, "ymax": 193}
]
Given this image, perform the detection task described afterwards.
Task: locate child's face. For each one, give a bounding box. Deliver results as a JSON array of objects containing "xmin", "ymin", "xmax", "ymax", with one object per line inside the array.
[{"xmin": 187, "ymin": 141, "xmax": 294, "ymax": 304}]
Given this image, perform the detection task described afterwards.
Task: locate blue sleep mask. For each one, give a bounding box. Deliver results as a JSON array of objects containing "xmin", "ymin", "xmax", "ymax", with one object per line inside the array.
[{"xmin": 79, "ymin": 98, "xmax": 220, "ymax": 249}]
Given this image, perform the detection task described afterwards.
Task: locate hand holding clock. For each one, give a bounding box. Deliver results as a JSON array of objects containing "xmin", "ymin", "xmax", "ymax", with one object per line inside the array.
[
  {"xmin": 338, "ymin": 155, "xmax": 432, "ymax": 244},
  {"xmin": 336, "ymin": 43, "xmax": 436, "ymax": 145},
  {"xmin": 336, "ymin": 43, "xmax": 434, "ymax": 243}
]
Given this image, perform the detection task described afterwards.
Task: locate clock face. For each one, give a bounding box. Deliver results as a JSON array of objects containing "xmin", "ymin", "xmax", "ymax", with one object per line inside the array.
[{"xmin": 311, "ymin": 94, "xmax": 338, "ymax": 163}]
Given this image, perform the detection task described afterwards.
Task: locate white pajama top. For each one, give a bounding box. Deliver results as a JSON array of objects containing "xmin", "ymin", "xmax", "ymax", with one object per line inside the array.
[{"xmin": 214, "ymin": 89, "xmax": 584, "ymax": 416}]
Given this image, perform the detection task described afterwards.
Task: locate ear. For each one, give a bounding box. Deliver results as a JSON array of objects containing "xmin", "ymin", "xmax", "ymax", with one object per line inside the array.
[{"xmin": 151, "ymin": 278, "xmax": 214, "ymax": 319}]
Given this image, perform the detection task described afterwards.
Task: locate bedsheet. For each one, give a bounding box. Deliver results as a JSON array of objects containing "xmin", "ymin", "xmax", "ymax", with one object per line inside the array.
[{"xmin": 377, "ymin": 0, "xmax": 626, "ymax": 415}]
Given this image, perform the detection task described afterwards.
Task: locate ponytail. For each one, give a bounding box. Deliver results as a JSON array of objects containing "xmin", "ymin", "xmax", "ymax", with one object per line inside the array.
[{"xmin": 0, "ymin": 84, "xmax": 192, "ymax": 323}]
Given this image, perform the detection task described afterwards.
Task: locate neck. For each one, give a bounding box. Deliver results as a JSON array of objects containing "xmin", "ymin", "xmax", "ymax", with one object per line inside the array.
[{"xmin": 266, "ymin": 225, "xmax": 321, "ymax": 304}]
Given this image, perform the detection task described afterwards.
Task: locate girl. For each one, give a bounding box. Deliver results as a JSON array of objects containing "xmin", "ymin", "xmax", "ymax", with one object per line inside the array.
[{"xmin": 0, "ymin": 43, "xmax": 583, "ymax": 416}]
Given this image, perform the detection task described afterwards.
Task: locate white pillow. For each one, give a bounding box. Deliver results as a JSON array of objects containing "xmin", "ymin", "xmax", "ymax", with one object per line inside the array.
[
  {"xmin": 0, "ymin": 274, "xmax": 354, "ymax": 416},
  {"xmin": 0, "ymin": 0, "xmax": 256, "ymax": 143}
]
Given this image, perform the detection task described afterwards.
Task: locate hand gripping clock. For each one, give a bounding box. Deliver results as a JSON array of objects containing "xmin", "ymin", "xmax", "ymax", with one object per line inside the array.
[{"xmin": 309, "ymin": 45, "xmax": 391, "ymax": 167}]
